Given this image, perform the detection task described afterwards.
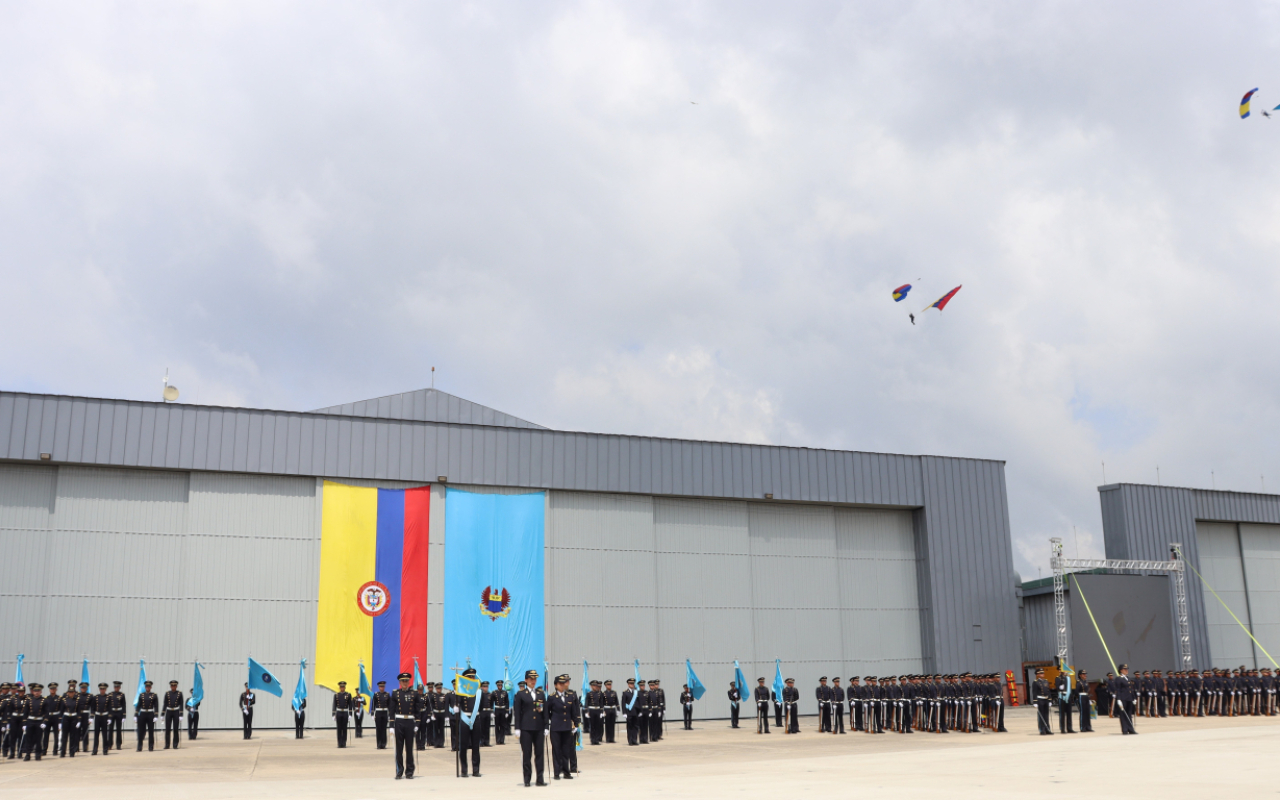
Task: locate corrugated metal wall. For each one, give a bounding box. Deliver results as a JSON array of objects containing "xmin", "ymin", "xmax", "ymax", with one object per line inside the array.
[
  {"xmin": 311, "ymin": 388, "xmax": 547, "ymax": 430},
  {"xmin": 1021, "ymin": 591, "xmax": 1072, "ymax": 664}
]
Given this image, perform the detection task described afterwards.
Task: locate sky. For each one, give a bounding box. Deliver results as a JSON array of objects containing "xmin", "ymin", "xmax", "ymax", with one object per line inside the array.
[{"xmin": 3, "ymin": 1, "xmax": 1279, "ymax": 579}]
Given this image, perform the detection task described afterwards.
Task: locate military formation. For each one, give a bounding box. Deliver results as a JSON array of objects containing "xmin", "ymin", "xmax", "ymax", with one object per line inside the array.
[{"xmin": 1, "ymin": 679, "xmax": 140, "ymax": 760}]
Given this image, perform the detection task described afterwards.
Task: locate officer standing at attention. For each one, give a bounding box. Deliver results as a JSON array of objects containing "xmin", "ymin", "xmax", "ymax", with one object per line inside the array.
[
  {"xmin": 492, "ymin": 679, "xmax": 511, "ymax": 745},
  {"xmin": 1053, "ymin": 670, "xmax": 1075, "ymax": 733},
  {"xmin": 78, "ymin": 683, "xmax": 91, "ymax": 751},
  {"xmin": 58, "ymin": 683, "xmax": 78, "ymax": 757},
  {"xmin": 416, "ymin": 681, "xmax": 431, "ymax": 749},
  {"xmin": 586, "ymin": 680, "xmax": 605, "ymax": 743},
  {"xmin": 390, "ymin": 673, "xmax": 421, "ymax": 780},
  {"xmin": 622, "ymin": 678, "xmax": 641, "ymax": 745},
  {"xmin": 1032, "ymin": 669, "xmax": 1052, "ymax": 735},
  {"xmin": 513, "ymin": 669, "xmax": 548, "ymax": 787},
  {"xmin": 163, "ymin": 680, "xmax": 184, "ymax": 749},
  {"xmin": 648, "ymin": 679, "xmax": 666, "ymax": 742},
  {"xmin": 602, "ymin": 680, "xmax": 619, "ymax": 743},
  {"xmin": 453, "ymin": 668, "xmax": 482, "ymax": 778},
  {"xmin": 136, "ymin": 680, "xmax": 159, "ymax": 751},
  {"xmin": 240, "ymin": 683, "xmax": 256, "ymax": 739},
  {"xmin": 109, "ymin": 681, "xmax": 126, "ymax": 750},
  {"xmin": 41, "ymin": 682, "xmax": 60, "ymax": 756},
  {"xmin": 548, "ymin": 674, "xmax": 580, "ymax": 781},
  {"xmin": 372, "ymin": 680, "xmax": 391, "ymax": 749},
  {"xmin": 430, "ymin": 682, "xmax": 447, "ymax": 749},
  {"xmin": 293, "ymin": 693, "xmax": 306, "ymax": 739},
  {"xmin": 19, "ymin": 684, "xmax": 45, "ymax": 761},
  {"xmin": 782, "ymin": 678, "xmax": 800, "ymax": 733},
  {"xmin": 353, "ymin": 690, "xmax": 366, "ymax": 739},
  {"xmin": 333, "ymin": 681, "xmax": 353, "ymax": 748},
  {"xmin": 727, "ymin": 681, "xmax": 741, "ymax": 728},
  {"xmin": 1112, "ymin": 665, "xmax": 1137, "ymax": 735},
  {"xmin": 187, "ymin": 691, "xmax": 201, "ymax": 740},
  {"xmin": 816, "ymin": 676, "xmax": 833, "ymax": 732},
  {"xmin": 680, "ymin": 684, "xmax": 695, "ymax": 730},
  {"xmin": 1075, "ymin": 670, "xmax": 1093, "ymax": 732},
  {"xmin": 477, "ymin": 681, "xmax": 493, "ymax": 746},
  {"xmin": 90, "ymin": 683, "xmax": 111, "ymax": 755},
  {"xmin": 753, "ymin": 677, "xmax": 771, "ymax": 733},
  {"xmin": 831, "ymin": 677, "xmax": 846, "ymax": 734}
]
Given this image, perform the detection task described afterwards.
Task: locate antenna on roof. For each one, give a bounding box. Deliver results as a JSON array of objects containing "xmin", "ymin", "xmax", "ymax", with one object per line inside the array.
[
  {"xmin": 431, "ymin": 366, "xmax": 435, "ymax": 389},
  {"xmin": 162, "ymin": 369, "xmax": 179, "ymax": 403}
]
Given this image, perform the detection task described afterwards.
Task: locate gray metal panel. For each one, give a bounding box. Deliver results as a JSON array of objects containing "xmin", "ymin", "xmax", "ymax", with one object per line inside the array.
[
  {"xmin": 0, "ymin": 392, "xmax": 970, "ymax": 509},
  {"xmin": 310, "ymin": 388, "xmax": 547, "ymax": 430},
  {"xmin": 1196, "ymin": 522, "xmax": 1256, "ymax": 668},
  {"xmin": 1240, "ymin": 523, "xmax": 1280, "ymax": 667},
  {"xmin": 1021, "ymin": 591, "xmax": 1072, "ymax": 663},
  {"xmin": 917, "ymin": 457, "xmax": 1020, "ymax": 674}
]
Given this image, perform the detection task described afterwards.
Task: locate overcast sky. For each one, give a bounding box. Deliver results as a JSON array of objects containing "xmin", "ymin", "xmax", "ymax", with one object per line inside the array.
[{"xmin": 3, "ymin": 2, "xmax": 1278, "ymax": 578}]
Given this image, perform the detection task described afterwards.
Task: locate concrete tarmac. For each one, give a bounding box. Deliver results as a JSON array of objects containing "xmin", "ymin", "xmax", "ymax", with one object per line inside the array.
[{"xmin": 0, "ymin": 708, "xmax": 1276, "ymax": 799}]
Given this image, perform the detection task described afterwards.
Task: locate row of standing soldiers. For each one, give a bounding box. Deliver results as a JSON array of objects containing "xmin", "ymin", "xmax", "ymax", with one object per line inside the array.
[
  {"xmin": 1093, "ymin": 667, "xmax": 1278, "ymax": 718},
  {"xmin": 740, "ymin": 674, "xmax": 1007, "ymax": 735},
  {"xmin": 1, "ymin": 679, "xmax": 191, "ymax": 760}
]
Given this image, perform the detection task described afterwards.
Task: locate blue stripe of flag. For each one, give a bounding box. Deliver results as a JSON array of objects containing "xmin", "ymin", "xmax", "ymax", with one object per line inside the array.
[{"xmin": 373, "ymin": 489, "xmax": 405, "ymax": 689}]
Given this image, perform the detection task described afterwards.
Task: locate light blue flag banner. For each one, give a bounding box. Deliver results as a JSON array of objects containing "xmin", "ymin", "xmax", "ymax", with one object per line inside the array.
[
  {"xmin": 504, "ymin": 657, "xmax": 512, "ymax": 692},
  {"xmin": 627, "ymin": 659, "xmax": 641, "ymax": 711},
  {"xmin": 772, "ymin": 659, "xmax": 784, "ymax": 705},
  {"xmin": 543, "ymin": 661, "xmax": 550, "ymax": 693},
  {"xmin": 188, "ymin": 662, "xmax": 204, "ymax": 708},
  {"xmin": 686, "ymin": 659, "xmax": 705, "ymax": 701},
  {"xmin": 577, "ymin": 660, "xmax": 589, "ymax": 751},
  {"xmin": 412, "ymin": 658, "xmax": 423, "ymax": 691},
  {"xmin": 442, "ymin": 489, "xmax": 546, "ymax": 687},
  {"xmin": 15, "ymin": 654, "xmax": 24, "ymax": 684},
  {"xmin": 248, "ymin": 657, "xmax": 284, "ymax": 697},
  {"xmin": 456, "ymin": 673, "xmax": 480, "ymax": 728},
  {"xmin": 292, "ymin": 659, "xmax": 307, "ymax": 713},
  {"xmin": 81, "ymin": 658, "xmax": 90, "ymax": 687},
  {"xmin": 358, "ymin": 661, "xmax": 372, "ymax": 697},
  {"xmin": 134, "ymin": 659, "xmax": 147, "ymax": 705},
  {"xmin": 733, "ymin": 660, "xmax": 748, "ymax": 706}
]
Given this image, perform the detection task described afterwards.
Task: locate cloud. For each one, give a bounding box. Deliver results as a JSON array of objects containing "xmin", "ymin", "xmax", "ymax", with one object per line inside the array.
[{"xmin": 2, "ymin": 1, "xmax": 1278, "ymax": 579}]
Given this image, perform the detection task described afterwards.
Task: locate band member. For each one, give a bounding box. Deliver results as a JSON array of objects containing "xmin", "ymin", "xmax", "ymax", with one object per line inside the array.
[
  {"xmin": 390, "ymin": 673, "xmax": 421, "ymax": 779},
  {"xmin": 513, "ymin": 670, "xmax": 548, "ymax": 787},
  {"xmin": 754, "ymin": 677, "xmax": 771, "ymax": 733}
]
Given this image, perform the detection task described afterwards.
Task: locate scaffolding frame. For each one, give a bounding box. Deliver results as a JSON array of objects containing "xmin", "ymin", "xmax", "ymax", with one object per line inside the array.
[{"xmin": 1049, "ymin": 537, "xmax": 1191, "ymax": 670}]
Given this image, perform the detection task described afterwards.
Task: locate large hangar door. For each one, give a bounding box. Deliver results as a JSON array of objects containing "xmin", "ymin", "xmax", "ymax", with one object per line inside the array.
[
  {"xmin": 1239, "ymin": 524, "xmax": 1280, "ymax": 667},
  {"xmin": 835, "ymin": 509, "xmax": 923, "ymax": 674},
  {"xmin": 1195, "ymin": 522, "xmax": 1257, "ymax": 668}
]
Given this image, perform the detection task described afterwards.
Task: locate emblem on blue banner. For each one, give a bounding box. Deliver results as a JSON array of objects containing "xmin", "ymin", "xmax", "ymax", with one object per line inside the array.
[{"xmin": 480, "ymin": 586, "xmax": 512, "ymax": 620}]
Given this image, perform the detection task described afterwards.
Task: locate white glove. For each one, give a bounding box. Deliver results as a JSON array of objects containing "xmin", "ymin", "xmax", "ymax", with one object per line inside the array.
[{"xmin": 40, "ymin": 723, "xmax": 46, "ymax": 729}]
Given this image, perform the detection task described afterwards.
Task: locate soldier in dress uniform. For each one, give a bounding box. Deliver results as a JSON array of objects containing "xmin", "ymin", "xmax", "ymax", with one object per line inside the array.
[
  {"xmin": 773, "ymin": 684, "xmax": 783, "ymax": 729},
  {"xmin": 332, "ymin": 681, "xmax": 353, "ymax": 748},
  {"xmin": 390, "ymin": 673, "xmax": 421, "ymax": 780},
  {"xmin": 239, "ymin": 683, "xmax": 255, "ymax": 739},
  {"xmin": 445, "ymin": 679, "xmax": 460, "ymax": 752},
  {"xmin": 108, "ymin": 681, "xmax": 126, "ymax": 750},
  {"xmin": 622, "ymin": 678, "xmax": 642, "ymax": 745},
  {"xmin": 636, "ymin": 680, "xmax": 650, "ymax": 744},
  {"xmin": 417, "ymin": 682, "xmax": 432, "ymax": 749},
  {"xmin": 1032, "ymin": 669, "xmax": 1052, "ymax": 735},
  {"xmin": 1111, "ymin": 665, "xmax": 1137, "ymax": 735},
  {"xmin": 188, "ymin": 691, "xmax": 201, "ymax": 740},
  {"xmin": 19, "ymin": 684, "xmax": 45, "ymax": 761},
  {"xmin": 0, "ymin": 684, "xmax": 12, "ymax": 759},
  {"xmin": 136, "ymin": 680, "xmax": 159, "ymax": 751},
  {"xmin": 431, "ymin": 682, "xmax": 448, "ymax": 749},
  {"xmin": 478, "ymin": 681, "xmax": 495, "ymax": 746},
  {"xmin": 58, "ymin": 683, "xmax": 78, "ymax": 757},
  {"xmin": 76, "ymin": 683, "xmax": 90, "ymax": 751},
  {"xmin": 1075, "ymin": 671, "xmax": 1093, "ymax": 732},
  {"xmin": 648, "ymin": 679, "xmax": 666, "ymax": 742},
  {"xmin": 602, "ymin": 680, "xmax": 619, "ymax": 743},
  {"xmin": 782, "ymin": 678, "xmax": 800, "ymax": 733},
  {"xmin": 752, "ymin": 677, "xmax": 771, "ymax": 733},
  {"xmin": 548, "ymin": 674, "xmax": 579, "ymax": 781},
  {"xmin": 371, "ymin": 680, "xmax": 391, "ymax": 749},
  {"xmin": 293, "ymin": 693, "xmax": 306, "ymax": 739},
  {"xmin": 832, "ymin": 677, "xmax": 846, "ymax": 734},
  {"xmin": 492, "ymin": 679, "xmax": 510, "ymax": 745},
  {"xmin": 680, "ymin": 684, "xmax": 694, "ymax": 730},
  {"xmin": 586, "ymin": 680, "xmax": 605, "ymax": 743},
  {"xmin": 514, "ymin": 669, "xmax": 548, "ymax": 786},
  {"xmin": 162, "ymin": 680, "xmax": 184, "ymax": 749},
  {"xmin": 815, "ymin": 677, "xmax": 832, "ymax": 733},
  {"xmin": 453, "ymin": 668, "xmax": 482, "ymax": 778},
  {"xmin": 1053, "ymin": 669, "xmax": 1074, "ymax": 733},
  {"xmin": 90, "ymin": 683, "xmax": 111, "ymax": 755},
  {"xmin": 41, "ymin": 682, "xmax": 59, "ymax": 756},
  {"xmin": 727, "ymin": 680, "xmax": 741, "ymax": 729},
  {"xmin": 353, "ymin": 690, "xmax": 365, "ymax": 738}
]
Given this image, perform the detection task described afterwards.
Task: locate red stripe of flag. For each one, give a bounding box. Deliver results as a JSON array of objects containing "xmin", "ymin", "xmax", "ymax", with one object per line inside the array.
[{"xmin": 400, "ymin": 487, "xmax": 431, "ymax": 674}]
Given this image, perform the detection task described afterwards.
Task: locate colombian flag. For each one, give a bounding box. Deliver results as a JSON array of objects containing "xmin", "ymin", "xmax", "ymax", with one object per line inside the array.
[
  {"xmin": 316, "ymin": 482, "xmax": 430, "ymax": 691},
  {"xmin": 926, "ymin": 285, "xmax": 962, "ymax": 311}
]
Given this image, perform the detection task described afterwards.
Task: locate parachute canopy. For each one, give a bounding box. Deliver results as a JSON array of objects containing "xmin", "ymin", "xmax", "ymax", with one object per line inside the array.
[
  {"xmin": 892, "ymin": 284, "xmax": 912, "ymax": 302},
  {"xmin": 1242, "ymin": 88, "xmax": 1260, "ymax": 119}
]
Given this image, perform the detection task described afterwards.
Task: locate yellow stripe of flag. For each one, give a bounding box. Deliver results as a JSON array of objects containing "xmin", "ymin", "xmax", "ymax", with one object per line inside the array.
[{"xmin": 316, "ymin": 481, "xmax": 377, "ymax": 692}]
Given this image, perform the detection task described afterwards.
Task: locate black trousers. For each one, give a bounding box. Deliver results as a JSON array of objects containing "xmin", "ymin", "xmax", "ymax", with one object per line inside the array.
[
  {"xmin": 93, "ymin": 716, "xmax": 111, "ymax": 754},
  {"xmin": 80, "ymin": 715, "xmax": 89, "ymax": 749},
  {"xmin": 834, "ymin": 704, "xmax": 845, "ymax": 733},
  {"xmin": 756, "ymin": 702, "xmax": 770, "ymax": 732},
  {"xmin": 354, "ymin": 712, "xmax": 363, "ymax": 738},
  {"xmin": 42, "ymin": 719, "xmax": 56, "ymax": 754},
  {"xmin": 137, "ymin": 713, "xmax": 156, "ymax": 750},
  {"xmin": 1077, "ymin": 697, "xmax": 1092, "ymax": 731},
  {"xmin": 294, "ymin": 711, "xmax": 305, "ymax": 739},
  {"xmin": 588, "ymin": 711, "xmax": 603, "ymax": 743},
  {"xmin": 605, "ymin": 710, "xmax": 616, "ymax": 742},
  {"xmin": 730, "ymin": 704, "xmax": 739, "ymax": 728},
  {"xmin": 1118, "ymin": 700, "xmax": 1137, "ymax": 734},
  {"xmin": 683, "ymin": 705, "xmax": 693, "ymax": 729},
  {"xmin": 637, "ymin": 712, "xmax": 648, "ymax": 744},
  {"xmin": 819, "ymin": 704, "xmax": 831, "ymax": 732},
  {"xmin": 374, "ymin": 711, "xmax": 388, "ymax": 748},
  {"xmin": 649, "ymin": 710, "xmax": 663, "ymax": 740},
  {"xmin": 60, "ymin": 717, "xmax": 79, "ymax": 756},
  {"xmin": 774, "ymin": 704, "xmax": 782, "ymax": 728},
  {"xmin": 1058, "ymin": 700, "xmax": 1074, "ymax": 732},
  {"xmin": 478, "ymin": 711, "xmax": 491, "ymax": 746},
  {"xmin": 495, "ymin": 710, "xmax": 508, "ymax": 744},
  {"xmin": 188, "ymin": 710, "xmax": 199, "ymax": 739},
  {"xmin": 1035, "ymin": 700, "xmax": 1052, "ymax": 734},
  {"xmin": 164, "ymin": 711, "xmax": 182, "ymax": 748},
  {"xmin": 786, "ymin": 704, "xmax": 799, "ymax": 733},
  {"xmin": 626, "ymin": 714, "xmax": 640, "ymax": 744},
  {"xmin": 549, "ymin": 729, "xmax": 573, "ymax": 778},
  {"xmin": 519, "ymin": 729, "xmax": 545, "ymax": 784},
  {"xmin": 242, "ymin": 709, "xmax": 253, "ymax": 739},
  {"xmin": 457, "ymin": 721, "xmax": 480, "ymax": 776},
  {"xmin": 22, "ymin": 721, "xmax": 42, "ymax": 757},
  {"xmin": 335, "ymin": 711, "xmax": 349, "ymax": 747},
  {"xmin": 394, "ymin": 719, "xmax": 415, "ymax": 777},
  {"xmin": 417, "ymin": 714, "xmax": 429, "ymax": 749}
]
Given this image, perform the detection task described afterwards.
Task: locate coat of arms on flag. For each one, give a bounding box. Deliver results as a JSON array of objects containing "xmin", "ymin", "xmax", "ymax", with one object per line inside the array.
[{"xmin": 480, "ymin": 586, "xmax": 511, "ymax": 620}]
